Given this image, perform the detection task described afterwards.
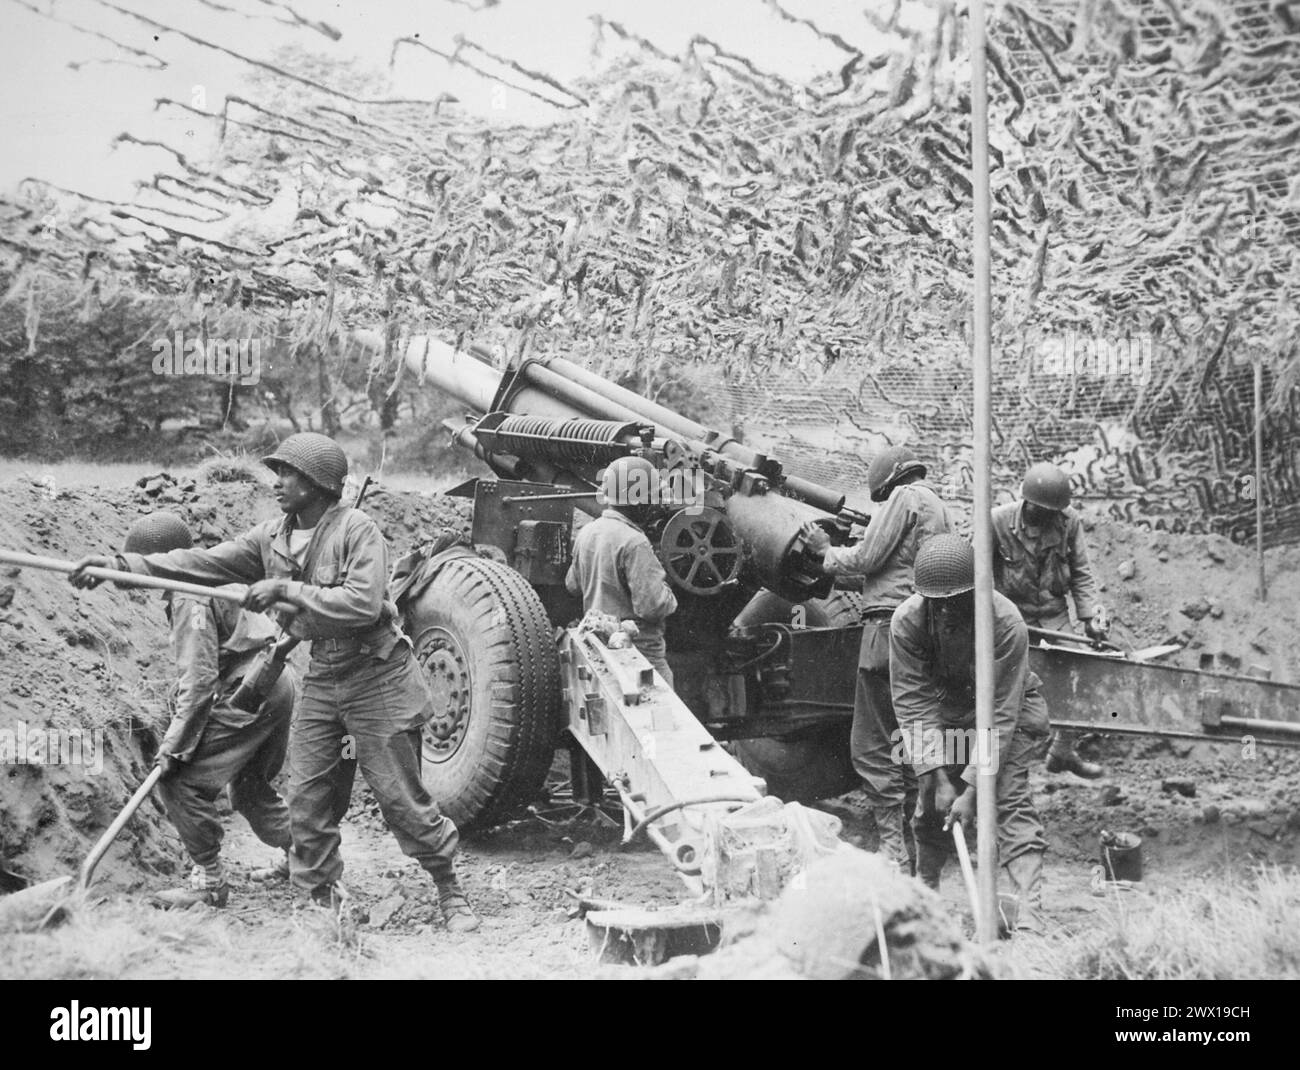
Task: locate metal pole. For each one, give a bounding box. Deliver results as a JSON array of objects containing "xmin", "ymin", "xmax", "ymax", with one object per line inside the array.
[
  {"xmin": 969, "ymin": 0, "xmax": 1000, "ymax": 946},
  {"xmin": 1255, "ymin": 359, "xmax": 1266, "ymax": 601}
]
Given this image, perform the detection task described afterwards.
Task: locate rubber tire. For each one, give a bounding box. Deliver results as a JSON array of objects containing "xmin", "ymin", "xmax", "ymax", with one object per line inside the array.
[
  {"xmin": 406, "ymin": 555, "xmax": 560, "ymax": 831},
  {"xmin": 732, "ymin": 589, "xmax": 867, "ymax": 803}
]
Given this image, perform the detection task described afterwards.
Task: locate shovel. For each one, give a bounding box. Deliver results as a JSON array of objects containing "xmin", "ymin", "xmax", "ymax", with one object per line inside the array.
[
  {"xmin": 1028, "ymin": 625, "xmax": 1182, "ymax": 664},
  {"xmin": 0, "ymin": 550, "xmax": 298, "ymax": 614},
  {"xmin": 1027, "ymin": 625, "xmax": 1125, "ymax": 653},
  {"xmin": 0, "ymin": 766, "xmax": 164, "ymax": 932}
]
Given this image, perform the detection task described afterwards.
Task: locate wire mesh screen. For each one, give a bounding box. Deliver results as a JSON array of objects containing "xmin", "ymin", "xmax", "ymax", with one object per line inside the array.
[{"xmin": 1, "ymin": 0, "xmax": 1296, "ymax": 543}]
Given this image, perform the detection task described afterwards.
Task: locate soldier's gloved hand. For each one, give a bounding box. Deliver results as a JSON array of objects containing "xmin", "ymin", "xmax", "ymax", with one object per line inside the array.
[
  {"xmin": 798, "ymin": 521, "xmax": 830, "ymax": 558},
  {"xmin": 944, "ymin": 785, "xmax": 976, "ymax": 831},
  {"xmin": 155, "ymin": 752, "xmax": 180, "ymax": 779},
  {"xmin": 243, "ymin": 579, "xmax": 287, "ymax": 612},
  {"xmin": 67, "ymin": 555, "xmax": 120, "ymax": 589}
]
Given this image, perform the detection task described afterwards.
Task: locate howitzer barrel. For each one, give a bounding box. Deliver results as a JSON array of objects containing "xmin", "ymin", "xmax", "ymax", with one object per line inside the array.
[
  {"xmin": 387, "ymin": 333, "xmax": 501, "ymax": 414},
  {"xmin": 724, "ymin": 491, "xmax": 831, "ymax": 601},
  {"xmin": 391, "ymin": 335, "xmax": 845, "ymax": 515},
  {"xmin": 542, "ymin": 357, "xmax": 843, "ymax": 514},
  {"xmin": 384, "ymin": 334, "xmax": 839, "ymax": 599}
]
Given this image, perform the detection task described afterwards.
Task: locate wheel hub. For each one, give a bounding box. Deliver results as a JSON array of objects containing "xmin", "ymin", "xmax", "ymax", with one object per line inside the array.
[{"xmin": 416, "ymin": 627, "xmax": 471, "ymax": 764}]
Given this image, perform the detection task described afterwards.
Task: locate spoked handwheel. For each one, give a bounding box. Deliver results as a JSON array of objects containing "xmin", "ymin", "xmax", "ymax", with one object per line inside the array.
[{"xmin": 658, "ymin": 506, "xmax": 744, "ymax": 595}]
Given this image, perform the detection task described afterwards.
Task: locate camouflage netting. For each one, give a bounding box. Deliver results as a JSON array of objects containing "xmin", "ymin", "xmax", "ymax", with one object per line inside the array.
[{"xmin": 1, "ymin": 0, "xmax": 1298, "ymax": 539}]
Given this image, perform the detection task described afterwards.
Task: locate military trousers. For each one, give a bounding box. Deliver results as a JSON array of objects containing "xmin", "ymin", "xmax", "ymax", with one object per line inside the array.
[
  {"xmin": 852, "ymin": 617, "xmax": 917, "ymax": 808},
  {"xmin": 288, "ymin": 639, "xmax": 459, "ymax": 894},
  {"xmin": 911, "ymin": 707, "xmax": 1050, "ymax": 880},
  {"xmin": 158, "ymin": 672, "xmax": 294, "ymax": 868}
]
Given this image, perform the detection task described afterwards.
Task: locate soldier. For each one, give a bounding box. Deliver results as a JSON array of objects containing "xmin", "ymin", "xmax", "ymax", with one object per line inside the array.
[
  {"xmin": 890, "ymin": 534, "xmax": 1049, "ymax": 934},
  {"xmin": 125, "ymin": 512, "xmax": 295, "ymax": 909},
  {"xmin": 992, "ymin": 461, "xmax": 1108, "ymax": 779},
  {"xmin": 566, "ymin": 455, "xmax": 678, "ymax": 686},
  {"xmin": 800, "ymin": 445, "xmax": 952, "ymax": 872},
  {"xmin": 69, "ymin": 433, "xmax": 480, "ymax": 933}
]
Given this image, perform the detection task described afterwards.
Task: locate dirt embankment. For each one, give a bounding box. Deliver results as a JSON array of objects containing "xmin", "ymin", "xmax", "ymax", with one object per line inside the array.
[
  {"xmin": 2, "ymin": 468, "xmax": 1299, "ymax": 978},
  {"xmin": 1076, "ymin": 508, "xmax": 1300, "ymax": 683},
  {"xmin": 0, "ymin": 468, "xmax": 469, "ymax": 890}
]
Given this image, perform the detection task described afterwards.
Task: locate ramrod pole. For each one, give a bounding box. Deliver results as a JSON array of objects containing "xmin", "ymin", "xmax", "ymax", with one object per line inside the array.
[{"xmin": 970, "ymin": 0, "xmax": 1000, "ymax": 946}]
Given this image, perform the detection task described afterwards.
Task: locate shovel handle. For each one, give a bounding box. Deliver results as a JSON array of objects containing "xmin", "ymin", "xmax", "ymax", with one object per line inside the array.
[
  {"xmin": 0, "ymin": 550, "xmax": 297, "ymax": 615},
  {"xmin": 77, "ymin": 766, "xmax": 165, "ymax": 893},
  {"xmin": 950, "ymin": 818, "xmax": 982, "ymax": 921},
  {"xmin": 1027, "ymin": 625, "xmax": 1123, "ymax": 653}
]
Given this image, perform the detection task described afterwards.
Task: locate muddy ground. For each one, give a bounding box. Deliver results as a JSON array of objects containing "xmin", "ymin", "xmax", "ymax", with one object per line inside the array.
[{"xmin": 1, "ymin": 464, "xmax": 1299, "ymax": 978}]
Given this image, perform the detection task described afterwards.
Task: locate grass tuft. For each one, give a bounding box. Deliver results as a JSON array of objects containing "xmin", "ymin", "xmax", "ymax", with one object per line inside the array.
[
  {"xmin": 196, "ymin": 452, "xmax": 268, "ymax": 486},
  {"xmin": 0, "ymin": 896, "xmax": 362, "ymax": 980},
  {"xmin": 999, "ymin": 866, "xmax": 1300, "ymax": 979}
]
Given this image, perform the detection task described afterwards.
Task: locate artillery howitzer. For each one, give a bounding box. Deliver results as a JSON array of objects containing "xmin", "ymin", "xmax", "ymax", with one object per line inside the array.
[{"xmin": 373, "ymin": 335, "xmax": 1300, "ymax": 907}]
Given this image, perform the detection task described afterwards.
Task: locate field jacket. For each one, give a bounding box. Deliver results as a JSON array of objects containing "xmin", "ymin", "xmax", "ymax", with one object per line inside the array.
[
  {"xmin": 821, "ymin": 481, "xmax": 953, "ymax": 615},
  {"xmin": 160, "ymin": 594, "xmax": 278, "ymax": 760},
  {"xmin": 889, "ymin": 590, "xmax": 1048, "ymax": 785},
  {"xmin": 120, "ymin": 503, "xmax": 401, "ymax": 652},
  {"xmin": 565, "ymin": 509, "xmax": 677, "ymax": 639},
  {"xmin": 991, "ymin": 500, "xmax": 1100, "ymax": 626}
]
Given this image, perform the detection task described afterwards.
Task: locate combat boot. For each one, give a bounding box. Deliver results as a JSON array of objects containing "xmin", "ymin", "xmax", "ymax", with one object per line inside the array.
[
  {"xmin": 1045, "ymin": 733, "xmax": 1105, "ymax": 779},
  {"xmin": 1001, "ymin": 851, "xmax": 1045, "ymax": 936},
  {"xmin": 250, "ymin": 850, "xmax": 290, "ymax": 883},
  {"xmin": 152, "ymin": 864, "xmax": 229, "ymax": 910},
  {"xmin": 435, "ymin": 876, "xmax": 481, "ymax": 934},
  {"xmin": 309, "ymin": 881, "xmax": 350, "ymax": 913},
  {"xmin": 871, "ymin": 806, "xmax": 911, "ymax": 872}
]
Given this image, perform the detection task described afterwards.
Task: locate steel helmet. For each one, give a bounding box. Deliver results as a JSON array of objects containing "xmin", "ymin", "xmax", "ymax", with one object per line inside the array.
[
  {"xmin": 123, "ymin": 512, "xmax": 193, "ymax": 555},
  {"xmin": 1021, "ymin": 462, "xmax": 1071, "ymax": 512},
  {"xmin": 867, "ymin": 445, "xmax": 927, "ymax": 503},
  {"xmin": 914, "ymin": 534, "xmax": 975, "ymax": 598},
  {"xmin": 263, "ymin": 432, "xmax": 348, "ymax": 497},
  {"xmin": 599, "ymin": 455, "xmax": 660, "ymax": 507}
]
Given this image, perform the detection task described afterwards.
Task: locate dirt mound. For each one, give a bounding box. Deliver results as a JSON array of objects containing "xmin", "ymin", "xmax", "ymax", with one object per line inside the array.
[
  {"xmin": 0, "ymin": 469, "xmax": 473, "ymax": 891},
  {"xmin": 660, "ymin": 849, "xmax": 988, "ymax": 980},
  {"xmin": 360, "ymin": 484, "xmax": 472, "ymax": 556},
  {"xmin": 1078, "ymin": 510, "xmax": 1300, "ymax": 683}
]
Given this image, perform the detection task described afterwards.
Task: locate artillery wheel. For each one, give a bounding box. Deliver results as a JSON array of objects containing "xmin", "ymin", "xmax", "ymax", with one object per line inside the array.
[
  {"xmin": 406, "ymin": 555, "xmax": 560, "ymax": 831},
  {"xmin": 731, "ymin": 589, "xmax": 867, "ymax": 803}
]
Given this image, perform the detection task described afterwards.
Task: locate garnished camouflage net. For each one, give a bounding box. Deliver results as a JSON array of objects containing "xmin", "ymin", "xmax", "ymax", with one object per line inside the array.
[{"xmin": 1, "ymin": 0, "xmax": 1297, "ymax": 541}]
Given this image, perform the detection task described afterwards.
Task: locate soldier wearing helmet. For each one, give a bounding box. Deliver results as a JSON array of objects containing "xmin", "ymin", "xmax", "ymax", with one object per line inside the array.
[
  {"xmin": 565, "ymin": 454, "xmax": 678, "ymax": 685},
  {"xmin": 890, "ymin": 534, "xmax": 1049, "ymax": 934},
  {"xmin": 115, "ymin": 513, "xmax": 295, "ymax": 910},
  {"xmin": 69, "ymin": 432, "xmax": 480, "ymax": 932},
  {"xmin": 992, "ymin": 461, "xmax": 1107, "ymax": 779},
  {"xmin": 799, "ymin": 444, "xmax": 953, "ymax": 873}
]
